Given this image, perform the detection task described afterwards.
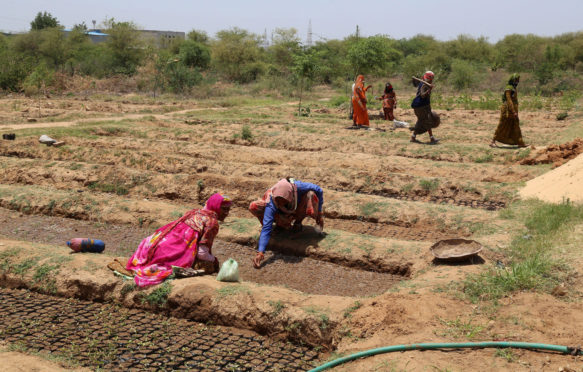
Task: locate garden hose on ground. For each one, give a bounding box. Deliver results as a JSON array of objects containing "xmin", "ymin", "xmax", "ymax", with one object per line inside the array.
[{"xmin": 309, "ymin": 342, "xmax": 583, "ymax": 372}]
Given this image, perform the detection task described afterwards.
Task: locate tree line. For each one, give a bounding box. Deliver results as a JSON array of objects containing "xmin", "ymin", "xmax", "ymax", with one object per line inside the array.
[{"xmin": 1, "ymin": 11, "xmax": 582, "ymax": 95}]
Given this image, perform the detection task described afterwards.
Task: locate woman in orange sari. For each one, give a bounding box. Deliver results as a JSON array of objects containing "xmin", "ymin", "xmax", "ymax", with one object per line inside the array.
[{"xmin": 351, "ymin": 75, "xmax": 372, "ymax": 128}]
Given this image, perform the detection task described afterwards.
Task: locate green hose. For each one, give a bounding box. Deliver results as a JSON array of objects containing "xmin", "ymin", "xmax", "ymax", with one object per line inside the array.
[{"xmin": 309, "ymin": 342, "xmax": 582, "ymax": 372}]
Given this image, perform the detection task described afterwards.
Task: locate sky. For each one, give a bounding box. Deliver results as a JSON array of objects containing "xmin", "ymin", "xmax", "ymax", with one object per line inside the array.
[{"xmin": 1, "ymin": 0, "xmax": 582, "ymax": 43}]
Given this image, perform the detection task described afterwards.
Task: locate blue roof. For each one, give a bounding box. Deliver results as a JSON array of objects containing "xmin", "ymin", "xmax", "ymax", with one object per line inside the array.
[{"xmin": 63, "ymin": 29, "xmax": 108, "ymax": 36}]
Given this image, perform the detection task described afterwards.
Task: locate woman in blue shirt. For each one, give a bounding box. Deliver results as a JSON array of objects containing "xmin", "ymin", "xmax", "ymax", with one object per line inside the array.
[
  {"xmin": 410, "ymin": 71, "xmax": 440, "ymax": 144},
  {"xmin": 249, "ymin": 178, "xmax": 324, "ymax": 268}
]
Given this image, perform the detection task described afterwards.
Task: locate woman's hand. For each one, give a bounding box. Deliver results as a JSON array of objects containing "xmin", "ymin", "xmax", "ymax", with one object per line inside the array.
[
  {"xmin": 253, "ymin": 252, "xmax": 264, "ymax": 269},
  {"xmin": 316, "ymin": 215, "xmax": 324, "ymax": 231}
]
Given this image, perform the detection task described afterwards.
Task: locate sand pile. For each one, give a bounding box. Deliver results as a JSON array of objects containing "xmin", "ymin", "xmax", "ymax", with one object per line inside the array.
[
  {"xmin": 520, "ymin": 138, "xmax": 583, "ymax": 168},
  {"xmin": 520, "ymin": 153, "xmax": 583, "ymax": 203}
]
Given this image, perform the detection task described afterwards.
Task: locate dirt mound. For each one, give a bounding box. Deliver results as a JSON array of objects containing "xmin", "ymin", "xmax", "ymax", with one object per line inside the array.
[
  {"xmin": 520, "ymin": 138, "xmax": 583, "ymax": 168},
  {"xmin": 520, "ymin": 153, "xmax": 583, "ymax": 203}
]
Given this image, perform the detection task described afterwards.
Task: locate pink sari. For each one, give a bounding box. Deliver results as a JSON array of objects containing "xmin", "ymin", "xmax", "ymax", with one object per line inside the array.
[{"xmin": 126, "ymin": 194, "xmax": 229, "ymax": 287}]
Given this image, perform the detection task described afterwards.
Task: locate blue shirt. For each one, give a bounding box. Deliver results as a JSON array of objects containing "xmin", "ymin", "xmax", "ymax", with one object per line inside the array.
[
  {"xmin": 411, "ymin": 84, "xmax": 431, "ymax": 108},
  {"xmin": 257, "ymin": 180, "xmax": 324, "ymax": 253}
]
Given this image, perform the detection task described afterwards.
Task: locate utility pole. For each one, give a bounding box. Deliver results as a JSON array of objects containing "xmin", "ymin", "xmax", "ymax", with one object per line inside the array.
[
  {"xmin": 307, "ymin": 19, "xmax": 312, "ymax": 47},
  {"xmin": 263, "ymin": 28, "xmax": 269, "ymax": 48},
  {"xmin": 356, "ymin": 25, "xmax": 360, "ymax": 40}
]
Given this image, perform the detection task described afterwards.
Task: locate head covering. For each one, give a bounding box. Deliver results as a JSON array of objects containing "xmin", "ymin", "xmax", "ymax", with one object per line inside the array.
[
  {"xmin": 204, "ymin": 193, "xmax": 232, "ymax": 214},
  {"xmin": 508, "ymin": 73, "xmax": 520, "ymax": 86},
  {"xmin": 271, "ymin": 178, "xmax": 297, "ymax": 214},
  {"xmin": 355, "ymin": 75, "xmax": 364, "ymax": 87},
  {"xmin": 384, "ymin": 83, "xmax": 393, "ymax": 94},
  {"xmin": 423, "ymin": 71, "xmax": 435, "ymax": 81}
]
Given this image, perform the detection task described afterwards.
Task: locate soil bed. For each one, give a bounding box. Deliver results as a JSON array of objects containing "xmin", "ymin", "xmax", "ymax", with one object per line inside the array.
[
  {"xmin": 0, "ymin": 287, "xmax": 319, "ymax": 371},
  {"xmin": 0, "ymin": 207, "xmax": 402, "ymax": 297}
]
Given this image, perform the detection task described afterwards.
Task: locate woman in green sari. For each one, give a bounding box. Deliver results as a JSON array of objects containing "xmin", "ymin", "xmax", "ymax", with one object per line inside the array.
[{"xmin": 490, "ymin": 73, "xmax": 527, "ymax": 148}]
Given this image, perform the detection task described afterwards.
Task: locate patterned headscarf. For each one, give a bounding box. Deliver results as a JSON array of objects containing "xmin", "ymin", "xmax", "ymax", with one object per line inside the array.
[
  {"xmin": 423, "ymin": 71, "xmax": 435, "ymax": 82},
  {"xmin": 204, "ymin": 193, "xmax": 232, "ymax": 214}
]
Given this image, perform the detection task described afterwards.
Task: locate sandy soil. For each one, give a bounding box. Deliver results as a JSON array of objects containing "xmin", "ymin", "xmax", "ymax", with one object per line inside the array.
[
  {"xmin": 521, "ymin": 153, "xmax": 583, "ymax": 203},
  {"xmin": 0, "ymin": 342, "xmax": 90, "ymax": 372}
]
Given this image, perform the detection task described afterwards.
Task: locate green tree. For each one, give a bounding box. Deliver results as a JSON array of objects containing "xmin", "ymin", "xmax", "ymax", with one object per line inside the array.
[
  {"xmin": 444, "ymin": 35, "xmax": 493, "ymax": 63},
  {"xmin": 449, "ymin": 59, "xmax": 480, "ymax": 90},
  {"xmin": 39, "ymin": 28, "xmax": 67, "ymax": 68},
  {"xmin": 179, "ymin": 40, "xmax": 210, "ymax": 69},
  {"xmin": 310, "ymin": 39, "xmax": 350, "ymax": 83},
  {"xmin": 23, "ymin": 63, "xmax": 54, "ymax": 115},
  {"xmin": 103, "ymin": 18, "xmax": 144, "ymax": 74},
  {"xmin": 0, "ymin": 49, "xmax": 33, "ymax": 91},
  {"xmin": 164, "ymin": 58, "xmax": 202, "ymax": 93},
  {"xmin": 268, "ymin": 28, "xmax": 301, "ymax": 69},
  {"xmin": 346, "ymin": 35, "xmax": 402, "ymax": 76},
  {"xmin": 30, "ymin": 11, "xmax": 59, "ymax": 30},
  {"xmin": 187, "ymin": 29, "xmax": 209, "ymax": 45},
  {"xmin": 292, "ymin": 50, "xmax": 320, "ymax": 114},
  {"xmin": 396, "ymin": 34, "xmax": 439, "ymax": 57},
  {"xmin": 212, "ymin": 28, "xmax": 264, "ymax": 83},
  {"xmin": 495, "ymin": 34, "xmax": 546, "ymax": 71}
]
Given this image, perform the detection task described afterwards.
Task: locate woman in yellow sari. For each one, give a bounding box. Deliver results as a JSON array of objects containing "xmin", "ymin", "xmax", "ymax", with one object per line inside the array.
[{"xmin": 490, "ymin": 74, "xmax": 527, "ymax": 148}]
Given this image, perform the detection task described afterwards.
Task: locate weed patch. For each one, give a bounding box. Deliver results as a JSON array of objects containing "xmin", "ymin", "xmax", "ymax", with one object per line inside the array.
[
  {"xmin": 463, "ymin": 201, "xmax": 583, "ymax": 302},
  {"xmin": 216, "ymin": 285, "xmax": 250, "ymax": 299},
  {"xmin": 138, "ymin": 281, "xmax": 172, "ymax": 307},
  {"xmin": 419, "ymin": 178, "xmax": 439, "ymax": 192},
  {"xmin": 343, "ymin": 301, "xmax": 362, "ymax": 318},
  {"xmin": 435, "ymin": 317, "xmax": 484, "ymax": 340},
  {"xmin": 88, "ymin": 182, "xmax": 129, "ymax": 196},
  {"xmin": 268, "ymin": 300, "xmax": 286, "ymax": 316},
  {"xmin": 359, "ymin": 202, "xmax": 380, "ymax": 217}
]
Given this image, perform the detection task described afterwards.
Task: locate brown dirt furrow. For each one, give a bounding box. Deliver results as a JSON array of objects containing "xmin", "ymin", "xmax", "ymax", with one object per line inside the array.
[
  {"xmin": 326, "ymin": 218, "xmax": 465, "ymax": 241},
  {"xmin": 0, "ymin": 207, "xmax": 405, "ymax": 295},
  {"xmin": 0, "ymin": 157, "xmax": 491, "ymax": 234}
]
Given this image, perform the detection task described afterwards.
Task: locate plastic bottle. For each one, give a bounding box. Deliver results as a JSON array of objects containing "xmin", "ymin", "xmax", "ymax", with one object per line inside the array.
[{"xmin": 67, "ymin": 238, "xmax": 105, "ymax": 253}]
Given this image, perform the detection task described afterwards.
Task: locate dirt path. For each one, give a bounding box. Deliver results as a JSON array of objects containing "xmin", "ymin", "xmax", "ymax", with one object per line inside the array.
[{"xmin": 0, "ymin": 108, "xmax": 202, "ymax": 130}]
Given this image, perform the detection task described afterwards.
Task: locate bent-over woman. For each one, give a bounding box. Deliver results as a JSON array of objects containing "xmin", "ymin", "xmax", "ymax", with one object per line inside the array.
[
  {"xmin": 126, "ymin": 193, "xmax": 231, "ymax": 286},
  {"xmin": 249, "ymin": 178, "xmax": 324, "ymax": 268}
]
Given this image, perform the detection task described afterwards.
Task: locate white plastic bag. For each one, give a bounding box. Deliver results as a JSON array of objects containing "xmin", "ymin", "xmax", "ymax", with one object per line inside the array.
[
  {"xmin": 216, "ymin": 258, "xmax": 239, "ymax": 282},
  {"xmin": 393, "ymin": 120, "xmax": 410, "ymax": 129}
]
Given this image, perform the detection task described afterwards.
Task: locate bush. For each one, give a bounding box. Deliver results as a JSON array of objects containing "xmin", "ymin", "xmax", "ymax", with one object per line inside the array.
[
  {"xmin": 179, "ymin": 40, "xmax": 210, "ymax": 69},
  {"xmin": 213, "ymin": 28, "xmax": 264, "ymax": 83},
  {"xmin": 241, "ymin": 125, "xmax": 253, "ymax": 140},
  {"xmin": 164, "ymin": 62, "xmax": 202, "ymax": 93},
  {"xmin": 0, "ymin": 50, "xmax": 33, "ymax": 91},
  {"xmin": 556, "ymin": 112, "xmax": 568, "ymax": 120},
  {"xmin": 449, "ymin": 59, "xmax": 480, "ymax": 90}
]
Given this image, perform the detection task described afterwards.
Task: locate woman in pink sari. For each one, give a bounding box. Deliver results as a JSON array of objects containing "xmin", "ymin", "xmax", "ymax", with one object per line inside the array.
[{"xmin": 126, "ymin": 193, "xmax": 232, "ymax": 287}]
